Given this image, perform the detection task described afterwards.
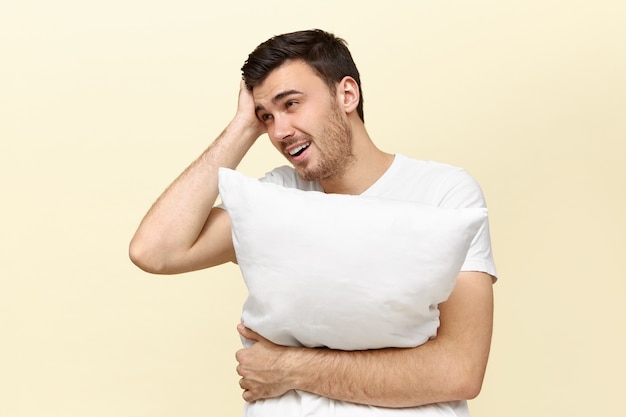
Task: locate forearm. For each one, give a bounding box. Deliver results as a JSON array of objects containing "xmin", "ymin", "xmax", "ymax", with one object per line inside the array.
[
  {"xmin": 288, "ymin": 339, "xmax": 471, "ymax": 408},
  {"xmin": 129, "ymin": 118, "xmax": 261, "ymax": 273}
]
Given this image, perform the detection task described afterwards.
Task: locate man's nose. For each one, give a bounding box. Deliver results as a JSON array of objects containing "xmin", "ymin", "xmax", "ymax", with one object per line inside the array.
[{"xmin": 270, "ymin": 114, "xmax": 295, "ymax": 141}]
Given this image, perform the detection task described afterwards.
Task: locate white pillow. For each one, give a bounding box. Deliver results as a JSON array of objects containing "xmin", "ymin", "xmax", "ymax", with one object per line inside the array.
[{"xmin": 218, "ymin": 168, "xmax": 487, "ymax": 351}]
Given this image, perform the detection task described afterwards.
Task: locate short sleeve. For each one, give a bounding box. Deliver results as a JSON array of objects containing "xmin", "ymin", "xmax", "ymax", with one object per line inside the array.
[{"xmin": 437, "ymin": 170, "xmax": 498, "ymax": 279}]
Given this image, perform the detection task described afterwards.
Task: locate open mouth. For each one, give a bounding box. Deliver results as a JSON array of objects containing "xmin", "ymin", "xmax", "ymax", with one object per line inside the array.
[{"xmin": 288, "ymin": 143, "xmax": 310, "ymax": 157}]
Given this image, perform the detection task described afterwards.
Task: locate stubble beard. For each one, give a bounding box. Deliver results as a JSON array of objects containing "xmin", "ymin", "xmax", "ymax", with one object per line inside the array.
[{"xmin": 297, "ymin": 104, "xmax": 355, "ymax": 182}]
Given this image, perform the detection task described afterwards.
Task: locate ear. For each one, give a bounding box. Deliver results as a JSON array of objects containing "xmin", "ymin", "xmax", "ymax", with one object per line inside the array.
[{"xmin": 336, "ymin": 76, "xmax": 360, "ymax": 115}]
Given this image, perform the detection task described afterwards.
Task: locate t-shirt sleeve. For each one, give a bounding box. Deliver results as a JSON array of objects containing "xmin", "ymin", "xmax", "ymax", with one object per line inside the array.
[{"xmin": 438, "ymin": 169, "xmax": 498, "ymax": 280}]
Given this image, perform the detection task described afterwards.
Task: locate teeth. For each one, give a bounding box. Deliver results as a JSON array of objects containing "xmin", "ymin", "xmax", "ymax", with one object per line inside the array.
[{"xmin": 288, "ymin": 143, "xmax": 310, "ymax": 156}]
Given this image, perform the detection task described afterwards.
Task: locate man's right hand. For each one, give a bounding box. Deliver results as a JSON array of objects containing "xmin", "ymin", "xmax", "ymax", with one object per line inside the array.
[{"xmin": 232, "ymin": 79, "xmax": 266, "ymax": 142}]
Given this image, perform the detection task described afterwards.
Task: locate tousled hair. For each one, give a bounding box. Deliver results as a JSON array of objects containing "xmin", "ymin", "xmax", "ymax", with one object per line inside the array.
[{"xmin": 241, "ymin": 29, "xmax": 364, "ymax": 121}]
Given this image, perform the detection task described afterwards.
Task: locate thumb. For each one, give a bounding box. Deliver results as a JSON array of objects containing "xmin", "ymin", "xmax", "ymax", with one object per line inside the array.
[{"xmin": 237, "ymin": 323, "xmax": 262, "ymax": 342}]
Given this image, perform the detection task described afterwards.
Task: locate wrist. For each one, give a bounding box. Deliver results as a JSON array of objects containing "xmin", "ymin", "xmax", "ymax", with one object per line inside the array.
[
  {"xmin": 228, "ymin": 114, "xmax": 265, "ymax": 142},
  {"xmin": 282, "ymin": 346, "xmax": 322, "ymax": 393}
]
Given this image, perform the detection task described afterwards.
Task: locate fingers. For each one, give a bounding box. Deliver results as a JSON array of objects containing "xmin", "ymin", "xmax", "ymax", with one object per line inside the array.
[
  {"xmin": 233, "ymin": 83, "xmax": 266, "ymax": 139},
  {"xmin": 239, "ymin": 378, "xmax": 253, "ymax": 402},
  {"xmin": 241, "ymin": 386, "xmax": 254, "ymax": 402},
  {"xmin": 238, "ymin": 377, "xmax": 267, "ymax": 403},
  {"xmin": 237, "ymin": 369, "xmax": 259, "ymax": 403},
  {"xmin": 236, "ymin": 359, "xmax": 251, "ymax": 401}
]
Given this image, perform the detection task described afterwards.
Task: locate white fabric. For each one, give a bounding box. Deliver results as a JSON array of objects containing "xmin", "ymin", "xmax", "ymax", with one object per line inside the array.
[
  {"xmin": 245, "ymin": 390, "xmax": 470, "ymax": 416},
  {"xmin": 218, "ymin": 154, "xmax": 497, "ymax": 417},
  {"xmin": 219, "ymin": 167, "xmax": 486, "ymax": 350}
]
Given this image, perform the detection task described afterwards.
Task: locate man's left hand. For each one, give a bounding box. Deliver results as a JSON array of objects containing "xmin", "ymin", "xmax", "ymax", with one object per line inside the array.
[{"xmin": 235, "ymin": 324, "xmax": 299, "ymax": 402}]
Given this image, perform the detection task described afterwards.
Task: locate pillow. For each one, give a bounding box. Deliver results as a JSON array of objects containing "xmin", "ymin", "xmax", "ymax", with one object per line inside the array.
[{"xmin": 218, "ymin": 168, "xmax": 487, "ymax": 351}]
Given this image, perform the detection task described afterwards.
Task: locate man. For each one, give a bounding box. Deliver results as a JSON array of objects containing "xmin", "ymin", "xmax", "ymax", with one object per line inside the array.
[{"xmin": 130, "ymin": 29, "xmax": 496, "ymax": 416}]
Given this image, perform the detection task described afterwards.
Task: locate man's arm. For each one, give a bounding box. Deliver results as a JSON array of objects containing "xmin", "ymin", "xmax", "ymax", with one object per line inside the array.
[
  {"xmin": 129, "ymin": 82, "xmax": 265, "ymax": 274},
  {"xmin": 235, "ymin": 271, "xmax": 494, "ymax": 408}
]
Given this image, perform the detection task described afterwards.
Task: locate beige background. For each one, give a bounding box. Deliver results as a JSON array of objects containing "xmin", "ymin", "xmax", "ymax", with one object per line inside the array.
[{"xmin": 2, "ymin": 1, "xmax": 625, "ymax": 416}]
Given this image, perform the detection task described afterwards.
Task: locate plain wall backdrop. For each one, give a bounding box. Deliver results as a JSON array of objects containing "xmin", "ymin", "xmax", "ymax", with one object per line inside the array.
[{"xmin": 2, "ymin": 1, "xmax": 625, "ymax": 416}]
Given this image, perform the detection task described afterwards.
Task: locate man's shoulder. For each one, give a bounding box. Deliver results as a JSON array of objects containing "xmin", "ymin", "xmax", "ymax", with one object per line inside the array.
[
  {"xmin": 394, "ymin": 153, "xmax": 464, "ymax": 176},
  {"xmin": 395, "ymin": 154, "xmax": 479, "ymax": 188},
  {"xmin": 368, "ymin": 154, "xmax": 483, "ymax": 207}
]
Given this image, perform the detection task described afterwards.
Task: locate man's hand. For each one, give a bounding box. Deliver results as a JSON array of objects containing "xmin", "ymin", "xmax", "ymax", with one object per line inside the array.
[
  {"xmin": 235, "ymin": 324, "xmax": 299, "ymax": 402},
  {"xmin": 233, "ymin": 79, "xmax": 266, "ymax": 140}
]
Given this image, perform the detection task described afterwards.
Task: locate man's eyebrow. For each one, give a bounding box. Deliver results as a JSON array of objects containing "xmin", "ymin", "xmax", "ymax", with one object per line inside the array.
[
  {"xmin": 255, "ymin": 89, "xmax": 303, "ymax": 116},
  {"xmin": 272, "ymin": 89, "xmax": 303, "ymax": 103}
]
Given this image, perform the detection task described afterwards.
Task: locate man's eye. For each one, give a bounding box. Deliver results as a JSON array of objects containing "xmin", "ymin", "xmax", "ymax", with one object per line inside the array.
[
  {"xmin": 261, "ymin": 114, "xmax": 273, "ymax": 122},
  {"xmin": 286, "ymin": 100, "xmax": 298, "ymax": 108}
]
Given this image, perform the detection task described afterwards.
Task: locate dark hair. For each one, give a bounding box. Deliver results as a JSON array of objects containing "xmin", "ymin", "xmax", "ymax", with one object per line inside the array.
[{"xmin": 241, "ymin": 29, "xmax": 364, "ymax": 121}]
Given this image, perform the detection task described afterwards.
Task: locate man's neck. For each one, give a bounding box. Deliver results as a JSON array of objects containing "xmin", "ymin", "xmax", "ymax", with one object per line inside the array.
[{"xmin": 320, "ymin": 124, "xmax": 394, "ymax": 195}]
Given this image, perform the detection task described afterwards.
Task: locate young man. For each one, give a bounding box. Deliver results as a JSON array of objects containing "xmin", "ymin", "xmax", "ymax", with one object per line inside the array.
[{"xmin": 130, "ymin": 29, "xmax": 497, "ymax": 416}]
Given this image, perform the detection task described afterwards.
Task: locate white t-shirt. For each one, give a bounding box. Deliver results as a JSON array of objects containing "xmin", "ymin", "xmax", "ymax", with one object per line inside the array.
[{"xmin": 244, "ymin": 154, "xmax": 497, "ymax": 417}]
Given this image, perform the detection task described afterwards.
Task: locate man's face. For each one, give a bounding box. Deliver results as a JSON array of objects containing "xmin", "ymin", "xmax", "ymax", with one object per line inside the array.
[{"xmin": 253, "ymin": 60, "xmax": 354, "ymax": 182}]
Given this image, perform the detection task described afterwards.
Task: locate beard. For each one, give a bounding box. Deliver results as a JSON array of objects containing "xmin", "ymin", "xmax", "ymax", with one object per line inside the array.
[{"xmin": 296, "ymin": 102, "xmax": 355, "ymax": 182}]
